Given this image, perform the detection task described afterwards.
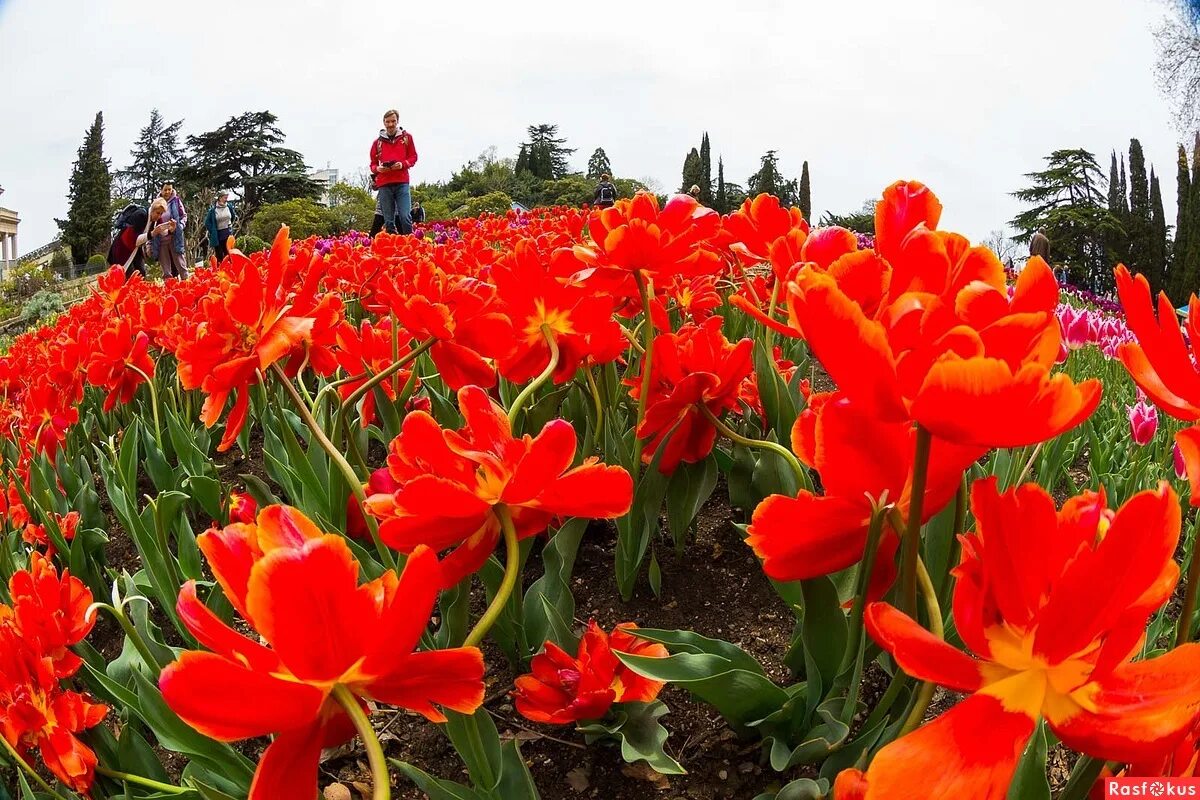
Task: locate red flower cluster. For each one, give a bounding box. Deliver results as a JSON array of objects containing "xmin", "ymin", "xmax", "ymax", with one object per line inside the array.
[{"xmin": 0, "ymin": 554, "xmax": 106, "ymax": 793}]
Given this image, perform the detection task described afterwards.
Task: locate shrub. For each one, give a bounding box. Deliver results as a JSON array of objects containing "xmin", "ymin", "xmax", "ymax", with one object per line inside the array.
[
  {"xmin": 0, "ymin": 261, "xmax": 54, "ymax": 304},
  {"xmin": 21, "ymin": 290, "xmax": 64, "ymax": 323},
  {"xmin": 86, "ymin": 253, "xmax": 107, "ymax": 273},
  {"xmin": 238, "ymin": 235, "xmax": 269, "ymax": 254},
  {"xmin": 249, "ymin": 199, "xmax": 338, "ymax": 241},
  {"xmin": 458, "ymin": 192, "xmax": 513, "ymax": 218}
]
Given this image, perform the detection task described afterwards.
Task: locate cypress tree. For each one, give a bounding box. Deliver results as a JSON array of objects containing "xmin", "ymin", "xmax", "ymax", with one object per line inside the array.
[
  {"xmin": 1107, "ymin": 151, "xmax": 1122, "ymax": 220},
  {"xmin": 715, "ymin": 157, "xmax": 728, "ymax": 213},
  {"xmin": 1120, "ymin": 156, "xmax": 1129, "ymax": 219},
  {"xmin": 55, "ymin": 111, "xmax": 112, "ymax": 262},
  {"xmin": 1183, "ymin": 133, "xmax": 1200, "ymax": 298},
  {"xmin": 681, "ymin": 147, "xmax": 703, "ymax": 194},
  {"xmin": 699, "ymin": 133, "xmax": 712, "ymax": 205},
  {"xmin": 1151, "ymin": 168, "xmax": 1169, "ymax": 291},
  {"xmin": 1128, "ymin": 139, "xmax": 1153, "ymax": 285},
  {"xmin": 798, "ymin": 161, "xmax": 811, "ymax": 220},
  {"xmin": 1168, "ymin": 144, "xmax": 1191, "ymax": 298}
]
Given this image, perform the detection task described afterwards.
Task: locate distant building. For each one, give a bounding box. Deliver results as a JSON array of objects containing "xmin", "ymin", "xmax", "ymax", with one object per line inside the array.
[
  {"xmin": 310, "ymin": 167, "xmax": 339, "ymax": 207},
  {"xmin": 511, "ymin": 201, "xmax": 530, "ymax": 213},
  {"xmin": 0, "ymin": 186, "xmax": 20, "ymax": 281},
  {"xmin": 21, "ymin": 238, "xmax": 68, "ymax": 271}
]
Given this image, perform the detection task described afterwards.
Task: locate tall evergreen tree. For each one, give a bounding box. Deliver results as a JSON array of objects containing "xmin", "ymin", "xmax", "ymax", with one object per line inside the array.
[
  {"xmin": 1120, "ymin": 156, "xmax": 1129, "ymax": 218},
  {"xmin": 1171, "ymin": 142, "xmax": 1191, "ymax": 298},
  {"xmin": 1010, "ymin": 148, "xmax": 1121, "ymax": 290},
  {"xmin": 1182, "ymin": 133, "xmax": 1200, "ymax": 297},
  {"xmin": 1106, "ymin": 150, "xmax": 1130, "ymax": 269},
  {"xmin": 698, "ymin": 133, "xmax": 712, "ymax": 205},
  {"xmin": 1151, "ymin": 168, "xmax": 1169, "ymax": 289},
  {"xmin": 1128, "ymin": 139, "xmax": 1155, "ymax": 287},
  {"xmin": 681, "ymin": 147, "xmax": 703, "ymax": 193},
  {"xmin": 586, "ymin": 147, "xmax": 612, "ymax": 179},
  {"xmin": 521, "ymin": 124, "xmax": 575, "ymax": 180},
  {"xmin": 798, "ymin": 161, "xmax": 812, "ymax": 220},
  {"xmin": 1107, "ymin": 151, "xmax": 1123, "ymax": 221},
  {"xmin": 715, "ymin": 157, "xmax": 728, "ymax": 213},
  {"xmin": 747, "ymin": 150, "xmax": 798, "ymax": 205},
  {"xmin": 120, "ymin": 108, "xmax": 185, "ymax": 207},
  {"xmin": 515, "ymin": 144, "xmax": 530, "ymax": 175},
  {"xmin": 55, "ymin": 111, "xmax": 113, "ymax": 262},
  {"xmin": 178, "ymin": 111, "xmax": 317, "ymax": 221}
]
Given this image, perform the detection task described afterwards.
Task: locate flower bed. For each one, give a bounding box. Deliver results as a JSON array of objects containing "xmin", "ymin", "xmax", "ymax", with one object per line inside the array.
[{"xmin": 0, "ymin": 183, "xmax": 1197, "ymax": 800}]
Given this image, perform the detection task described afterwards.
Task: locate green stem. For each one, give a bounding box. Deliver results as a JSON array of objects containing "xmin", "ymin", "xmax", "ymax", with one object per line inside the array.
[
  {"xmin": 337, "ymin": 338, "xmax": 435, "ymax": 435},
  {"xmin": 701, "ymin": 405, "xmax": 808, "ymax": 491},
  {"xmin": 126, "ymin": 364, "xmax": 162, "ymax": 451},
  {"xmin": 763, "ymin": 279, "xmax": 781, "ymax": 354},
  {"xmin": 631, "ymin": 272, "xmax": 656, "ymax": 487},
  {"xmin": 898, "ymin": 557, "xmax": 944, "ymax": 737},
  {"xmin": 464, "ymin": 505, "xmax": 519, "ymax": 648},
  {"xmin": 90, "ymin": 602, "xmax": 164, "ymax": 673},
  {"xmin": 1176, "ymin": 512, "xmax": 1200, "ymax": 647},
  {"xmin": 0, "ymin": 722, "xmax": 74, "ymax": 800},
  {"xmin": 271, "ymin": 364, "xmax": 396, "ymax": 572},
  {"xmin": 96, "ymin": 765, "xmax": 190, "ymax": 794},
  {"xmin": 584, "ymin": 367, "xmax": 604, "ymax": 454},
  {"xmin": 859, "ymin": 668, "xmax": 909, "ymax": 734},
  {"xmin": 507, "ymin": 326, "xmax": 559, "ymax": 428},
  {"xmin": 841, "ymin": 505, "xmax": 888, "ymax": 726},
  {"xmin": 332, "ymin": 685, "xmax": 390, "ymax": 800},
  {"xmin": 899, "ymin": 425, "xmax": 933, "ymax": 618}
]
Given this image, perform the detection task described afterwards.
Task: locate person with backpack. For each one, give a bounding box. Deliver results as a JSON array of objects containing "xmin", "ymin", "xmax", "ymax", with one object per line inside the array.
[
  {"xmin": 369, "ymin": 109, "xmax": 418, "ymax": 234},
  {"xmin": 593, "ymin": 173, "xmax": 617, "ymax": 208},
  {"xmin": 108, "ymin": 199, "xmax": 170, "ymax": 279},
  {"xmin": 204, "ymin": 190, "xmax": 237, "ymax": 261}
]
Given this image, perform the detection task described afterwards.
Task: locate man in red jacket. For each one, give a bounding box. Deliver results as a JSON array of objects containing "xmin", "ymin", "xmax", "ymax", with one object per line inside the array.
[{"xmin": 370, "ymin": 109, "xmax": 419, "ymax": 234}]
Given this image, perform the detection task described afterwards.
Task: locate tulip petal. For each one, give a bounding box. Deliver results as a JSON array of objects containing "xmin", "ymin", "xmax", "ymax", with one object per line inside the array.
[
  {"xmin": 159, "ymin": 652, "xmax": 326, "ymax": 741},
  {"xmin": 746, "ymin": 492, "xmax": 872, "ymax": 582},
  {"xmin": 865, "ymin": 602, "xmax": 985, "ymax": 692},
  {"xmin": 366, "ymin": 648, "xmax": 485, "ymax": 723}
]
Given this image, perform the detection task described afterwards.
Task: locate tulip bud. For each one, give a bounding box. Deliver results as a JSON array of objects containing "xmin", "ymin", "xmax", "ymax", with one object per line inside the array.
[
  {"xmin": 1128, "ymin": 400, "xmax": 1158, "ymax": 446},
  {"xmin": 1174, "ymin": 441, "xmax": 1188, "ymax": 479}
]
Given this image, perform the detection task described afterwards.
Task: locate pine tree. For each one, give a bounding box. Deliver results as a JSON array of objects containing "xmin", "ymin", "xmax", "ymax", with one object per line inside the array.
[
  {"xmin": 586, "ymin": 147, "xmax": 612, "ymax": 180},
  {"xmin": 120, "ymin": 109, "xmax": 185, "ymax": 207},
  {"xmin": 515, "ymin": 144, "xmax": 530, "ymax": 175},
  {"xmin": 798, "ymin": 161, "xmax": 811, "ymax": 220},
  {"xmin": 1107, "ymin": 151, "xmax": 1123, "ymax": 221},
  {"xmin": 699, "ymin": 133, "xmax": 712, "ymax": 204},
  {"xmin": 681, "ymin": 148, "xmax": 703, "ymax": 193},
  {"xmin": 55, "ymin": 111, "xmax": 112, "ymax": 262},
  {"xmin": 1151, "ymin": 168, "xmax": 1169, "ymax": 290},
  {"xmin": 715, "ymin": 157, "xmax": 728, "ymax": 213},
  {"xmin": 521, "ymin": 124, "xmax": 575, "ymax": 180},
  {"xmin": 1128, "ymin": 139, "xmax": 1154, "ymax": 286},
  {"xmin": 747, "ymin": 150, "xmax": 797, "ymax": 205},
  {"xmin": 1182, "ymin": 133, "xmax": 1200, "ymax": 298},
  {"xmin": 1010, "ymin": 148, "xmax": 1121, "ymax": 290}
]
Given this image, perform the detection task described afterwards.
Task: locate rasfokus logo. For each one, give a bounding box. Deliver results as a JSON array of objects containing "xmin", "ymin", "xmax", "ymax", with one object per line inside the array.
[{"xmin": 1106, "ymin": 779, "xmax": 1200, "ymax": 797}]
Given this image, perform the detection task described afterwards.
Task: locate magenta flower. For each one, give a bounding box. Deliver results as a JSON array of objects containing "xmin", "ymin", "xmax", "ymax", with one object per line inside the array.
[{"xmin": 1128, "ymin": 399, "xmax": 1159, "ymax": 446}]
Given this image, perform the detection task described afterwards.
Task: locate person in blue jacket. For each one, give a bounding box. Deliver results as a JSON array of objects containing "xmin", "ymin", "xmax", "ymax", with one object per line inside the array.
[{"xmin": 204, "ymin": 190, "xmax": 237, "ymax": 261}]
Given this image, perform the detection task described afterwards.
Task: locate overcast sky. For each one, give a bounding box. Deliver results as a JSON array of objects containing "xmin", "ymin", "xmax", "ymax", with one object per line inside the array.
[{"xmin": 0, "ymin": 0, "xmax": 1188, "ymax": 253}]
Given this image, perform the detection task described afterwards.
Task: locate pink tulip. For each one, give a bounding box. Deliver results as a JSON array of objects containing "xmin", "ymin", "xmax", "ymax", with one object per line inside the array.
[
  {"xmin": 1174, "ymin": 441, "xmax": 1188, "ymax": 479},
  {"xmin": 1128, "ymin": 400, "xmax": 1158, "ymax": 446}
]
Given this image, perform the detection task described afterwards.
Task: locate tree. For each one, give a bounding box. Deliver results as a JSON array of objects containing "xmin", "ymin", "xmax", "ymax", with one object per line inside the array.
[
  {"xmin": 820, "ymin": 199, "xmax": 876, "ymax": 235},
  {"xmin": 177, "ymin": 111, "xmax": 318, "ymax": 222},
  {"xmin": 249, "ymin": 198, "xmax": 336, "ymax": 241},
  {"xmin": 56, "ymin": 111, "xmax": 112, "ymax": 262},
  {"xmin": 120, "ymin": 109, "xmax": 185, "ymax": 207},
  {"xmin": 715, "ymin": 158, "xmax": 728, "ymax": 213},
  {"xmin": 698, "ymin": 133, "xmax": 712, "ymax": 205},
  {"xmin": 681, "ymin": 147, "xmax": 703, "ymax": 193},
  {"xmin": 1154, "ymin": 2, "xmax": 1200, "ymax": 132},
  {"xmin": 798, "ymin": 161, "xmax": 811, "ymax": 220},
  {"xmin": 1182, "ymin": 133, "xmax": 1200, "ymax": 297},
  {"xmin": 586, "ymin": 147, "xmax": 612, "ymax": 180},
  {"xmin": 521, "ymin": 124, "xmax": 575, "ymax": 180},
  {"xmin": 1151, "ymin": 167, "xmax": 1170, "ymax": 288},
  {"xmin": 747, "ymin": 150, "xmax": 797, "ymax": 205},
  {"xmin": 1010, "ymin": 148, "xmax": 1121, "ymax": 291},
  {"xmin": 327, "ymin": 182, "xmax": 377, "ymax": 234},
  {"xmin": 1170, "ymin": 142, "xmax": 1193, "ymax": 298},
  {"xmin": 1127, "ymin": 138, "xmax": 1155, "ymax": 288},
  {"xmin": 1107, "ymin": 151, "xmax": 1124, "ymax": 224},
  {"xmin": 1106, "ymin": 150, "xmax": 1130, "ymax": 268}
]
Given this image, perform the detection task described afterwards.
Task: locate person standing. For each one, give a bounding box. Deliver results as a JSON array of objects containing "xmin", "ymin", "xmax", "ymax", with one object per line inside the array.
[
  {"xmin": 153, "ymin": 182, "xmax": 188, "ymax": 279},
  {"xmin": 593, "ymin": 173, "xmax": 617, "ymax": 208},
  {"xmin": 204, "ymin": 190, "xmax": 237, "ymax": 261},
  {"xmin": 1029, "ymin": 229, "xmax": 1050, "ymax": 262},
  {"xmin": 369, "ymin": 109, "xmax": 418, "ymax": 234},
  {"xmin": 411, "ymin": 199, "xmax": 426, "ymax": 225}
]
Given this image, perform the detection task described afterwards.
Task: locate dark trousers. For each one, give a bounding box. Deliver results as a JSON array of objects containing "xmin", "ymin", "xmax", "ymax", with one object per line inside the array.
[{"xmin": 215, "ymin": 228, "xmax": 232, "ymax": 261}]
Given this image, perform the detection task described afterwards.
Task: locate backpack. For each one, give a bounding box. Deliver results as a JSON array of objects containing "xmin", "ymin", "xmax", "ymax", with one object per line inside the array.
[
  {"xmin": 598, "ymin": 182, "xmax": 615, "ymax": 203},
  {"xmin": 112, "ymin": 203, "xmax": 141, "ymax": 233}
]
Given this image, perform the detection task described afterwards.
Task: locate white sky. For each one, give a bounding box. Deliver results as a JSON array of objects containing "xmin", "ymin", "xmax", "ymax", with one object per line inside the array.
[{"xmin": 0, "ymin": 0, "xmax": 1189, "ymax": 253}]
